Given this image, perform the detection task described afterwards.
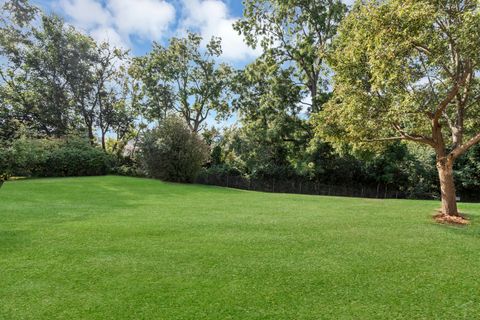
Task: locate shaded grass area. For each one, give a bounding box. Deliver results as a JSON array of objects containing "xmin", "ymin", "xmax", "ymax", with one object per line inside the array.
[{"xmin": 1, "ymin": 176, "xmax": 480, "ymax": 319}]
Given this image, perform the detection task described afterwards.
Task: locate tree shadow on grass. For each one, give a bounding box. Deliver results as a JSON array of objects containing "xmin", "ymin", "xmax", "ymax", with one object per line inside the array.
[
  {"xmin": 433, "ymin": 212, "xmax": 480, "ymax": 238},
  {"xmin": 0, "ymin": 230, "xmax": 32, "ymax": 251}
]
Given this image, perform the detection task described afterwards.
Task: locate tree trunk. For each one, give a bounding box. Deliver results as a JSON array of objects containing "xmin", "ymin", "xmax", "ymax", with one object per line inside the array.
[
  {"xmin": 87, "ymin": 124, "xmax": 95, "ymax": 146},
  {"xmin": 437, "ymin": 161, "xmax": 459, "ymax": 216},
  {"xmin": 310, "ymin": 88, "xmax": 318, "ymax": 113},
  {"xmin": 101, "ymin": 130, "xmax": 107, "ymax": 151}
]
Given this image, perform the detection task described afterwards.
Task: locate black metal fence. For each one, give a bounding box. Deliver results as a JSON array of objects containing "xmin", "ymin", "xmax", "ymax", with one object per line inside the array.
[{"xmin": 195, "ymin": 173, "xmax": 433, "ymax": 200}]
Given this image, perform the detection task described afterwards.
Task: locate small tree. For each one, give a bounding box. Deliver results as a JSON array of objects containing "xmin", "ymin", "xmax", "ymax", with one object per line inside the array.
[
  {"xmin": 318, "ymin": 0, "xmax": 480, "ymax": 217},
  {"xmin": 140, "ymin": 116, "xmax": 209, "ymax": 183}
]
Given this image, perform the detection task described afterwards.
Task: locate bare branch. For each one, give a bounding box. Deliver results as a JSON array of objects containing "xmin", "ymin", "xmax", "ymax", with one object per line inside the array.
[
  {"xmin": 392, "ymin": 123, "xmax": 436, "ymax": 147},
  {"xmin": 363, "ymin": 136, "xmax": 404, "ymax": 142},
  {"xmin": 298, "ymin": 100, "xmax": 313, "ymax": 107}
]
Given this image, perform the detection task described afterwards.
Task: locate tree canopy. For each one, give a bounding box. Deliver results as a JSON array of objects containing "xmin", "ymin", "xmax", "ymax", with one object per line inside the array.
[
  {"xmin": 318, "ymin": 0, "xmax": 480, "ymax": 216},
  {"xmin": 133, "ymin": 32, "xmax": 233, "ymax": 133},
  {"xmin": 235, "ymin": 0, "xmax": 347, "ymax": 113}
]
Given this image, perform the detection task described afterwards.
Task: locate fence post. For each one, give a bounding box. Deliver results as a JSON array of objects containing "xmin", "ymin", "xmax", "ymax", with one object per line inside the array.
[
  {"xmin": 384, "ymin": 185, "xmax": 388, "ymax": 199},
  {"xmin": 226, "ymin": 175, "xmax": 229, "ymax": 188},
  {"xmin": 376, "ymin": 183, "xmax": 380, "ymax": 198},
  {"xmin": 272, "ymin": 178, "xmax": 275, "ymax": 193}
]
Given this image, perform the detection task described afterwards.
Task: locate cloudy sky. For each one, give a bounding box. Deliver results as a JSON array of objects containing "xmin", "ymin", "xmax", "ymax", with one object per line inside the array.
[
  {"xmin": 31, "ymin": 0, "xmax": 260, "ymax": 63},
  {"xmin": 31, "ymin": 0, "xmax": 354, "ymax": 65}
]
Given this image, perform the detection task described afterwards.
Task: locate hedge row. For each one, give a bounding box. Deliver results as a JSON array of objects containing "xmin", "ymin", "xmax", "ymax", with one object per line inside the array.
[{"xmin": 0, "ymin": 137, "xmax": 114, "ymax": 177}]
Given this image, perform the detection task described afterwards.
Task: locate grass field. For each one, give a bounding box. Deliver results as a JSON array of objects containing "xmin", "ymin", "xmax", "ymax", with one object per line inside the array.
[{"xmin": 1, "ymin": 176, "xmax": 480, "ymax": 319}]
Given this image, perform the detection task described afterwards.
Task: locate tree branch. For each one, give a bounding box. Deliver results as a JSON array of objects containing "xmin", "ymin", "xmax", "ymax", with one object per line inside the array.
[
  {"xmin": 362, "ymin": 136, "xmax": 404, "ymax": 142},
  {"xmin": 450, "ymin": 132, "xmax": 480, "ymax": 160},
  {"xmin": 433, "ymin": 70, "xmax": 470, "ymax": 124},
  {"xmin": 392, "ymin": 123, "xmax": 436, "ymax": 147}
]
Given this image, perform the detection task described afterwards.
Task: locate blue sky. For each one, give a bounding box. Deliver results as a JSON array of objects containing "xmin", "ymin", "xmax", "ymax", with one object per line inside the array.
[{"xmin": 32, "ymin": 0, "xmax": 260, "ymax": 66}]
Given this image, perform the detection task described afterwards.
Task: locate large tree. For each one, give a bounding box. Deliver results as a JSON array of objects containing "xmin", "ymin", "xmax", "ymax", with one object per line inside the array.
[
  {"xmin": 97, "ymin": 60, "xmax": 141, "ymax": 154},
  {"xmin": 234, "ymin": 0, "xmax": 347, "ymax": 113},
  {"xmin": 229, "ymin": 55, "xmax": 309, "ymax": 177},
  {"xmin": 0, "ymin": 0, "xmax": 132, "ymax": 145},
  {"xmin": 0, "ymin": 2, "xmax": 72, "ymax": 137},
  {"xmin": 134, "ymin": 32, "xmax": 232, "ymax": 133},
  {"xmin": 92, "ymin": 44, "xmax": 132, "ymax": 150},
  {"xmin": 318, "ymin": 0, "xmax": 480, "ymax": 217}
]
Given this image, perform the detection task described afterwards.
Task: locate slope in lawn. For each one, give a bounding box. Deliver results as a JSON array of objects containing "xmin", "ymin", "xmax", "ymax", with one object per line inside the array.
[{"xmin": 1, "ymin": 176, "xmax": 480, "ymax": 319}]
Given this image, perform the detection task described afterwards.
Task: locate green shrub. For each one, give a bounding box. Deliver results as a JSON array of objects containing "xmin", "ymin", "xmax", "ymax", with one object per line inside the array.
[
  {"xmin": 140, "ymin": 116, "xmax": 210, "ymax": 183},
  {"xmin": 0, "ymin": 147, "xmax": 10, "ymax": 178},
  {"xmin": 0, "ymin": 136, "xmax": 113, "ymax": 177},
  {"xmin": 113, "ymin": 164, "xmax": 145, "ymax": 177}
]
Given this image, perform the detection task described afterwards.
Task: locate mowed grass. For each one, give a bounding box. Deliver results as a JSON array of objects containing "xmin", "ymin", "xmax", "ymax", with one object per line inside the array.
[{"xmin": 1, "ymin": 176, "xmax": 480, "ymax": 319}]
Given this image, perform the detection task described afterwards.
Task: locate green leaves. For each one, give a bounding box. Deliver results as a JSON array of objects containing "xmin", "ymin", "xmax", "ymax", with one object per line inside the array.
[
  {"xmin": 133, "ymin": 32, "xmax": 233, "ymax": 132},
  {"xmin": 140, "ymin": 115, "xmax": 210, "ymax": 182},
  {"xmin": 0, "ymin": 1, "xmax": 133, "ymax": 150},
  {"xmin": 319, "ymin": 0, "xmax": 480, "ymax": 154},
  {"xmin": 235, "ymin": 0, "xmax": 347, "ymax": 113}
]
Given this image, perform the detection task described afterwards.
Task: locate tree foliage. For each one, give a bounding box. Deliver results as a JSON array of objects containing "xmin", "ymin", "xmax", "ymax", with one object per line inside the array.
[
  {"xmin": 2, "ymin": 0, "xmax": 480, "ymax": 204},
  {"xmin": 140, "ymin": 116, "xmax": 210, "ymax": 183},
  {"xmin": 235, "ymin": 0, "xmax": 347, "ymax": 113},
  {"xmin": 133, "ymin": 32, "xmax": 233, "ymax": 132},
  {"xmin": 318, "ymin": 0, "xmax": 480, "ymax": 216},
  {"xmin": 227, "ymin": 56, "xmax": 309, "ymax": 177},
  {"xmin": 0, "ymin": 1, "xmax": 134, "ymax": 150}
]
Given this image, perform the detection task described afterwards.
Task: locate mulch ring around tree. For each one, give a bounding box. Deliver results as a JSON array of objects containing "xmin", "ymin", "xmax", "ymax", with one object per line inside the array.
[{"xmin": 434, "ymin": 211, "xmax": 470, "ymax": 225}]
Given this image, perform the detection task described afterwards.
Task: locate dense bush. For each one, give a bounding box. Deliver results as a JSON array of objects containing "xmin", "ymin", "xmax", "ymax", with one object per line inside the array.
[
  {"xmin": 0, "ymin": 147, "xmax": 10, "ymax": 178},
  {"xmin": 454, "ymin": 144, "xmax": 480, "ymax": 201},
  {"xmin": 0, "ymin": 137, "xmax": 113, "ymax": 177},
  {"xmin": 140, "ymin": 116, "xmax": 210, "ymax": 183},
  {"xmin": 39, "ymin": 142, "xmax": 113, "ymax": 177}
]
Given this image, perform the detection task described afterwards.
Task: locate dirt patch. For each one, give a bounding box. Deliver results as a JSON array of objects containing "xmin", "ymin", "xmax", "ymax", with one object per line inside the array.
[{"xmin": 434, "ymin": 212, "xmax": 470, "ymax": 225}]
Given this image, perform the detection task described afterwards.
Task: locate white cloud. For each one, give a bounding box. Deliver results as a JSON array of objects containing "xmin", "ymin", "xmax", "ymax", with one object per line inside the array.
[
  {"xmin": 59, "ymin": 0, "xmax": 111, "ymax": 29},
  {"xmin": 108, "ymin": 0, "xmax": 175, "ymax": 40},
  {"xmin": 90, "ymin": 26, "xmax": 125, "ymax": 49},
  {"xmin": 57, "ymin": 0, "xmax": 259, "ymax": 61},
  {"xmin": 58, "ymin": 0, "xmax": 176, "ymax": 49},
  {"xmin": 180, "ymin": 0, "xmax": 261, "ymax": 61}
]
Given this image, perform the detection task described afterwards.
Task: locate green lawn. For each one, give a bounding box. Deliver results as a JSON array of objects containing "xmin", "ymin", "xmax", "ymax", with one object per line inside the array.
[{"xmin": 1, "ymin": 176, "xmax": 480, "ymax": 319}]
